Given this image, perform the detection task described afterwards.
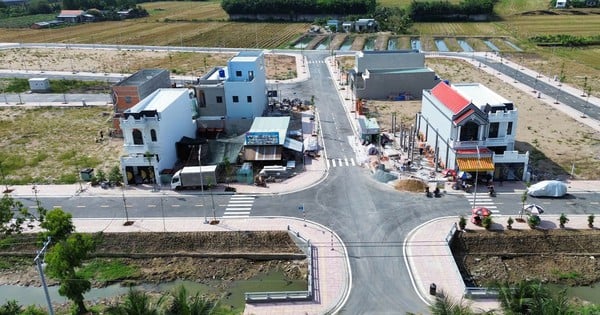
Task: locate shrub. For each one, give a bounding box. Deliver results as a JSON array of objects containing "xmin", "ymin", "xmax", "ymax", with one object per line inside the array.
[
  {"xmin": 482, "ymin": 216, "xmax": 492, "ymax": 230},
  {"xmin": 528, "ymin": 215, "xmax": 541, "ymax": 228}
]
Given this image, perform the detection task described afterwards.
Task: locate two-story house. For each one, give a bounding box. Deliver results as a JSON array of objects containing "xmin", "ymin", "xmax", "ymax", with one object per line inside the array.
[
  {"xmin": 418, "ymin": 81, "xmax": 529, "ymax": 181},
  {"xmin": 119, "ymin": 88, "xmax": 197, "ymax": 185},
  {"xmin": 193, "ymin": 50, "xmax": 267, "ymax": 135}
]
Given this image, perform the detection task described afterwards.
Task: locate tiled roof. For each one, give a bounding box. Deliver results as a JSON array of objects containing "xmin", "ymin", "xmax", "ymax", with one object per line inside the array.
[
  {"xmin": 453, "ymin": 108, "xmax": 474, "ymax": 124},
  {"xmin": 431, "ymin": 82, "xmax": 470, "ymax": 114},
  {"xmin": 456, "ymin": 157, "xmax": 495, "ymax": 171}
]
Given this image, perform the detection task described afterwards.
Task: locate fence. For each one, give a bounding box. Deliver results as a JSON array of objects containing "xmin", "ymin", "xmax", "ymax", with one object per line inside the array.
[
  {"xmin": 245, "ymin": 225, "xmax": 314, "ymax": 303},
  {"xmin": 464, "ymin": 287, "xmax": 499, "ymax": 299},
  {"xmin": 445, "ymin": 222, "xmax": 458, "ymax": 244}
]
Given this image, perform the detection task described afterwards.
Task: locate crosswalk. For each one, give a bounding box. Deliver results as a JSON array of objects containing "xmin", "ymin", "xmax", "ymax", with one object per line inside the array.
[
  {"xmin": 223, "ymin": 195, "xmax": 255, "ymax": 218},
  {"xmin": 308, "ymin": 60, "xmax": 325, "ymax": 64},
  {"xmin": 326, "ymin": 157, "xmax": 357, "ymax": 168},
  {"xmin": 464, "ymin": 192, "xmax": 500, "ymax": 215}
]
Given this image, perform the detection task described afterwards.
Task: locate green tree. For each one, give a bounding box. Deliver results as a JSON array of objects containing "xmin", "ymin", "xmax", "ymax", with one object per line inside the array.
[
  {"xmin": 429, "ymin": 290, "xmax": 475, "ymax": 315},
  {"xmin": 40, "ymin": 208, "xmax": 74, "ymax": 243},
  {"xmin": 0, "ymin": 194, "xmax": 36, "ymax": 235},
  {"xmin": 0, "ymin": 300, "xmax": 21, "ymax": 315},
  {"xmin": 165, "ymin": 285, "xmax": 215, "ymax": 315},
  {"xmin": 106, "ymin": 288, "xmax": 164, "ymax": 315},
  {"xmin": 46, "ymin": 233, "xmax": 96, "ymax": 315},
  {"xmin": 109, "ymin": 165, "xmax": 123, "ymax": 185}
]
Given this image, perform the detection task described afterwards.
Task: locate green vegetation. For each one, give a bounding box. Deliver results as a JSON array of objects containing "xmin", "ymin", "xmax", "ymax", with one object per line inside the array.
[
  {"xmin": 79, "ymin": 259, "xmax": 141, "ymax": 283},
  {"xmin": 0, "ymin": 13, "xmax": 58, "ymax": 28},
  {"xmin": 529, "ymin": 34, "xmax": 600, "ymax": 47},
  {"xmin": 409, "ymin": 0, "xmax": 496, "ymax": 22},
  {"xmin": 0, "ymin": 78, "xmax": 111, "ymax": 93},
  {"xmin": 553, "ymin": 270, "xmax": 582, "ymax": 280},
  {"xmin": 0, "ymin": 106, "xmax": 115, "ymax": 184},
  {"xmin": 221, "ymin": 0, "xmax": 376, "ymax": 15}
]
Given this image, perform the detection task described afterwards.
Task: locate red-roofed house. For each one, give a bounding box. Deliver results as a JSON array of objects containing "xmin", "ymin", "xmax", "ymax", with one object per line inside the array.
[
  {"xmin": 417, "ymin": 81, "xmax": 529, "ymax": 181},
  {"xmin": 56, "ymin": 10, "xmax": 84, "ymax": 23}
]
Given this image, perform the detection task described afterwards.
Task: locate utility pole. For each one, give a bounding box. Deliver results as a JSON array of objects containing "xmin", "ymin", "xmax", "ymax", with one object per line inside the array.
[
  {"xmin": 473, "ymin": 145, "xmax": 480, "ymax": 209},
  {"xmin": 34, "ymin": 237, "xmax": 54, "ymax": 315},
  {"xmin": 199, "ymin": 146, "xmax": 208, "ymax": 224},
  {"xmin": 121, "ymin": 185, "xmax": 131, "ymax": 225}
]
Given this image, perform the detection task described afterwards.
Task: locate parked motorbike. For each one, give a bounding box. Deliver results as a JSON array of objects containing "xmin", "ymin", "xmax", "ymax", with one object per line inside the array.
[
  {"xmin": 425, "ymin": 186, "xmax": 433, "ymax": 198},
  {"xmin": 434, "ymin": 187, "xmax": 441, "ymax": 198}
]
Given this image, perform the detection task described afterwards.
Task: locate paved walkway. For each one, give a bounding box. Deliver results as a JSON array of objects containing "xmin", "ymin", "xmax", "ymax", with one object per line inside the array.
[
  {"xmin": 3, "ymin": 49, "xmax": 600, "ymax": 314},
  {"xmin": 405, "ymin": 214, "xmax": 597, "ymax": 312}
]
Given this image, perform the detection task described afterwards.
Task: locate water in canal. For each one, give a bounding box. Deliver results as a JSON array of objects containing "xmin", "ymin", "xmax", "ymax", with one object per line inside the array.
[
  {"xmin": 363, "ymin": 37, "xmax": 376, "ymax": 51},
  {"xmin": 0, "ymin": 270, "xmax": 307, "ymax": 312},
  {"xmin": 339, "ymin": 37, "xmax": 353, "ymax": 51}
]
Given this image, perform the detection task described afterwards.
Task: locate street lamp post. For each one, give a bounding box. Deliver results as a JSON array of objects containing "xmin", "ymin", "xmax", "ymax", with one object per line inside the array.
[
  {"xmin": 199, "ymin": 146, "xmax": 208, "ymax": 224},
  {"xmin": 34, "ymin": 237, "xmax": 54, "ymax": 315},
  {"xmin": 472, "ymin": 145, "xmax": 480, "ymax": 208}
]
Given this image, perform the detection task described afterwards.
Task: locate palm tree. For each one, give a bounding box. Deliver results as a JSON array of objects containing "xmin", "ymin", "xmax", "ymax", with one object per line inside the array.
[
  {"xmin": 164, "ymin": 285, "xmax": 215, "ymax": 315},
  {"xmin": 429, "ymin": 290, "xmax": 475, "ymax": 315},
  {"xmin": 106, "ymin": 289, "xmax": 164, "ymax": 315}
]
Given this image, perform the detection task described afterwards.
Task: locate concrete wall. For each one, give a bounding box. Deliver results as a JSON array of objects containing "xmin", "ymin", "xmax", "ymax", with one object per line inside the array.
[
  {"xmin": 356, "ymin": 51, "xmax": 424, "ymax": 73},
  {"xmin": 224, "ymin": 53, "xmax": 267, "ymax": 119},
  {"xmin": 355, "ymin": 71, "xmax": 439, "ymax": 100}
]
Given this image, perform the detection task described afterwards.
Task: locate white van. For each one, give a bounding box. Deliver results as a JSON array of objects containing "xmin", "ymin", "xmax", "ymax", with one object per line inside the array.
[{"xmin": 259, "ymin": 166, "xmax": 288, "ymax": 178}]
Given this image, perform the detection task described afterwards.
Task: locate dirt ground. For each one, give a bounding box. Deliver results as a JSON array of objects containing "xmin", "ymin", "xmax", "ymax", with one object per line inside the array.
[
  {"xmin": 452, "ymin": 229, "xmax": 600, "ymax": 287},
  {"xmin": 357, "ymin": 58, "xmax": 600, "ymax": 180},
  {"xmin": 0, "ymin": 231, "xmax": 307, "ymax": 288}
]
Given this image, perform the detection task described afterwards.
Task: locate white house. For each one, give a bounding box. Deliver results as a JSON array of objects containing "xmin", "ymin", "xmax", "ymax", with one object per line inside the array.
[
  {"xmin": 418, "ymin": 81, "xmax": 529, "ymax": 181},
  {"xmin": 119, "ymin": 88, "xmax": 197, "ymax": 185},
  {"xmin": 193, "ymin": 50, "xmax": 267, "ymax": 135},
  {"xmin": 555, "ymin": 0, "xmax": 567, "ymax": 8}
]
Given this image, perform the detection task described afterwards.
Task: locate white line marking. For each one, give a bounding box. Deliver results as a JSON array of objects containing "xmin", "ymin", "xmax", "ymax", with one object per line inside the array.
[
  {"xmin": 223, "ymin": 215, "xmax": 250, "ymax": 218},
  {"xmin": 76, "ymin": 205, "xmax": 86, "ymax": 208},
  {"xmin": 195, "ymin": 204, "xmax": 203, "ymax": 207},
  {"xmin": 148, "ymin": 205, "xmax": 156, "ymax": 207},
  {"xmin": 229, "ymin": 200, "xmax": 254, "ymax": 203},
  {"xmin": 100, "ymin": 205, "xmax": 109, "ymax": 208},
  {"xmin": 226, "ymin": 207, "xmax": 251, "ymax": 211},
  {"xmin": 171, "ymin": 204, "xmax": 181, "ymax": 207}
]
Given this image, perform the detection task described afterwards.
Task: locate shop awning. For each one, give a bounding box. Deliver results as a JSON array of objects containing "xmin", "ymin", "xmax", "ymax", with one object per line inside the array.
[
  {"xmin": 456, "ymin": 157, "xmax": 495, "ymax": 171},
  {"xmin": 244, "ymin": 145, "xmax": 281, "ymax": 161},
  {"xmin": 283, "ymin": 137, "xmax": 303, "ymax": 152}
]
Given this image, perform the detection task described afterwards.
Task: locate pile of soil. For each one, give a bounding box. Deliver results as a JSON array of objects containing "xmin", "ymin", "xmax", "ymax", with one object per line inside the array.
[
  {"xmin": 394, "ymin": 178, "xmax": 428, "ymax": 192},
  {"xmin": 451, "ymin": 229, "xmax": 600, "ymax": 287},
  {"xmin": 0, "ymin": 231, "xmax": 307, "ymax": 288}
]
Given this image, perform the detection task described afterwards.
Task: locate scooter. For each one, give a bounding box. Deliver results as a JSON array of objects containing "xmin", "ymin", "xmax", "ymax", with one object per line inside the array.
[{"xmin": 488, "ymin": 186, "xmax": 496, "ymax": 197}]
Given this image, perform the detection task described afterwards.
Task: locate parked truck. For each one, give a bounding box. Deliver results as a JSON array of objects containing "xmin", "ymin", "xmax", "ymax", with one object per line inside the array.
[{"xmin": 170, "ymin": 165, "xmax": 218, "ymax": 190}]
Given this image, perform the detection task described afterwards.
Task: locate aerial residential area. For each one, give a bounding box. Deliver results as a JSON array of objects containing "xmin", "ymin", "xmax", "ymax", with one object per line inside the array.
[{"xmin": 1, "ymin": 0, "xmax": 600, "ymax": 314}]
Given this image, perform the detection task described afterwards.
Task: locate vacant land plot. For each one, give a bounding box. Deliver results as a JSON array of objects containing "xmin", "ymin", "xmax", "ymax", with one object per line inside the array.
[{"xmin": 359, "ymin": 57, "xmax": 600, "ymax": 180}]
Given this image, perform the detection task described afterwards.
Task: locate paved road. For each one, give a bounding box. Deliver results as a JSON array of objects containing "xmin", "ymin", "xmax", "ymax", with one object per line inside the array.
[{"xmin": 5, "ymin": 45, "xmax": 600, "ymax": 314}]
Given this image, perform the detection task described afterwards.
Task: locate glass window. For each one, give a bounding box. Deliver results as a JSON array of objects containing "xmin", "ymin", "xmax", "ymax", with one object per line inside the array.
[
  {"xmin": 233, "ymin": 96, "xmax": 239, "ymax": 103},
  {"xmin": 235, "ymin": 70, "xmax": 242, "ymax": 77},
  {"xmin": 247, "ymin": 96, "xmax": 252, "ymax": 103},
  {"xmin": 150, "ymin": 129, "xmax": 157, "ymax": 142},
  {"xmin": 507, "ymin": 122, "xmax": 513, "ymax": 135},
  {"xmin": 216, "ymin": 96, "xmax": 223, "ymax": 103},
  {"xmin": 132, "ymin": 129, "xmax": 143, "ymax": 145},
  {"xmin": 489, "ymin": 122, "xmax": 499, "ymax": 138},
  {"xmin": 125, "ymin": 96, "xmax": 132, "ymax": 104}
]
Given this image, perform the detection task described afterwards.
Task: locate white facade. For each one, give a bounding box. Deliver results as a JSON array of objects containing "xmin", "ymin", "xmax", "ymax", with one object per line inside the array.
[
  {"xmin": 120, "ymin": 88, "xmax": 197, "ymax": 185},
  {"xmin": 418, "ymin": 82, "xmax": 529, "ymax": 181},
  {"xmin": 194, "ymin": 51, "xmax": 267, "ymax": 133},
  {"xmin": 224, "ymin": 51, "xmax": 267, "ymax": 119}
]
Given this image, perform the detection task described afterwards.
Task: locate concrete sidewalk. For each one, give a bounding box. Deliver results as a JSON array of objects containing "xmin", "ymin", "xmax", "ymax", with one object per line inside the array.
[
  {"xmin": 20, "ymin": 216, "xmax": 350, "ymax": 315},
  {"xmin": 405, "ymin": 214, "xmax": 597, "ymax": 312}
]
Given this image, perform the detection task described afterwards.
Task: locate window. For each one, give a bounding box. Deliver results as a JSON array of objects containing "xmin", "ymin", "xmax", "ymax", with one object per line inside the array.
[
  {"xmin": 247, "ymin": 96, "xmax": 252, "ymax": 103},
  {"xmin": 233, "ymin": 96, "xmax": 239, "ymax": 103},
  {"xmin": 150, "ymin": 129, "xmax": 157, "ymax": 142},
  {"xmin": 235, "ymin": 70, "xmax": 242, "ymax": 77},
  {"xmin": 248, "ymin": 71, "xmax": 254, "ymax": 81},
  {"xmin": 507, "ymin": 122, "xmax": 513, "ymax": 135},
  {"xmin": 216, "ymin": 96, "xmax": 223, "ymax": 103},
  {"xmin": 125, "ymin": 96, "xmax": 132, "ymax": 104},
  {"xmin": 488, "ymin": 122, "xmax": 499, "ymax": 138},
  {"xmin": 460, "ymin": 121, "xmax": 478, "ymax": 141},
  {"xmin": 132, "ymin": 129, "xmax": 143, "ymax": 145}
]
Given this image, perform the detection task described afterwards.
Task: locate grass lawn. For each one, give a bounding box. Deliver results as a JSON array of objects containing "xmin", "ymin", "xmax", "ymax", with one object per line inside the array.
[{"xmin": 0, "ymin": 106, "xmax": 121, "ymax": 185}]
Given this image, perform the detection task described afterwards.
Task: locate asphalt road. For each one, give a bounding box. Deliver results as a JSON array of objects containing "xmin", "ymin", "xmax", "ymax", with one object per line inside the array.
[{"xmin": 6, "ymin": 45, "xmax": 600, "ymax": 313}]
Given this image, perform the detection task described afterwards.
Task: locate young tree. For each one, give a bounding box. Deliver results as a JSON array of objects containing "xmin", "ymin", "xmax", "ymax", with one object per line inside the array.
[
  {"xmin": 45, "ymin": 233, "xmax": 96, "ymax": 315},
  {"xmin": 0, "ymin": 194, "xmax": 36, "ymax": 235},
  {"xmin": 106, "ymin": 289, "xmax": 164, "ymax": 315},
  {"xmin": 40, "ymin": 208, "xmax": 74, "ymax": 243}
]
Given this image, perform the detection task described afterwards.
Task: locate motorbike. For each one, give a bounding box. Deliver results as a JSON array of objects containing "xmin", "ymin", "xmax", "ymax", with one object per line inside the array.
[{"xmin": 488, "ymin": 185, "xmax": 496, "ymax": 197}]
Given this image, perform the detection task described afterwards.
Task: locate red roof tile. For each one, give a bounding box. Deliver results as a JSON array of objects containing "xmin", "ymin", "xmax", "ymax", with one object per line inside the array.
[
  {"xmin": 453, "ymin": 108, "xmax": 474, "ymax": 124},
  {"xmin": 431, "ymin": 82, "xmax": 470, "ymax": 114}
]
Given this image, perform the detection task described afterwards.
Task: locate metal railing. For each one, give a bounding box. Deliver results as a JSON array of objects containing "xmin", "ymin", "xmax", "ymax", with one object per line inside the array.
[
  {"xmin": 464, "ymin": 287, "xmax": 499, "ymax": 299},
  {"xmin": 245, "ymin": 226, "xmax": 314, "ymax": 303},
  {"xmin": 445, "ymin": 222, "xmax": 458, "ymax": 244}
]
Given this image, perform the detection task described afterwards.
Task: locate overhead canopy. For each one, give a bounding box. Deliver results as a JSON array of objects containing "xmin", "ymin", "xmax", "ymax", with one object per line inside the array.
[
  {"xmin": 244, "ymin": 145, "xmax": 281, "ymax": 161},
  {"xmin": 456, "ymin": 157, "xmax": 495, "ymax": 172},
  {"xmin": 283, "ymin": 137, "xmax": 303, "ymax": 152}
]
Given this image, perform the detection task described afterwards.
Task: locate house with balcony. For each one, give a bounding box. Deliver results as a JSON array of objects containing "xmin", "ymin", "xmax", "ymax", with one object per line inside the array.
[
  {"xmin": 418, "ymin": 81, "xmax": 529, "ymax": 181},
  {"xmin": 192, "ymin": 50, "xmax": 267, "ymax": 136},
  {"xmin": 119, "ymin": 88, "xmax": 197, "ymax": 185}
]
